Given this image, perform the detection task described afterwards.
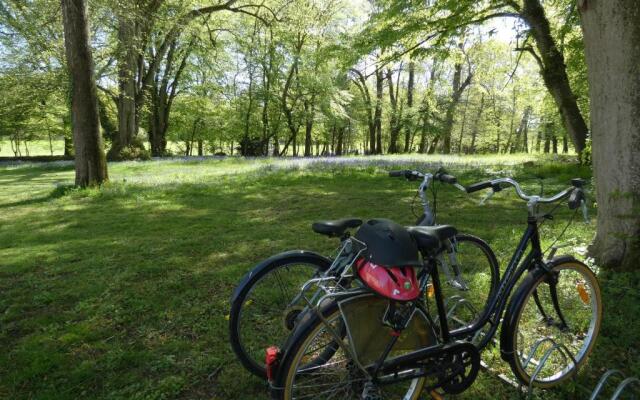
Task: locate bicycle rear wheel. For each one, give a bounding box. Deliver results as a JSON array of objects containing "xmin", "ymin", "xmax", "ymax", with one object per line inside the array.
[
  {"xmin": 229, "ymin": 251, "xmax": 331, "ymax": 377},
  {"xmin": 503, "ymin": 258, "xmax": 602, "ymax": 388},
  {"xmin": 273, "ymin": 296, "xmax": 428, "ymax": 400}
]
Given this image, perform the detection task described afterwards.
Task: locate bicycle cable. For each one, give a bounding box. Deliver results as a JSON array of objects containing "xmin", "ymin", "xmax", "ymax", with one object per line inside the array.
[
  {"xmin": 411, "ymin": 190, "xmax": 420, "ymax": 220},
  {"xmin": 542, "ymin": 206, "xmax": 579, "ymax": 255}
]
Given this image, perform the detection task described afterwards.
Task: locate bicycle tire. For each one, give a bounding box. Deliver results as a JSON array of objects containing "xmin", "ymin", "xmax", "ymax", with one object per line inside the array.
[
  {"xmin": 272, "ymin": 296, "xmax": 427, "ymax": 400},
  {"xmin": 501, "ymin": 256, "xmax": 602, "ymax": 388},
  {"xmin": 229, "ymin": 250, "xmax": 331, "ymax": 378}
]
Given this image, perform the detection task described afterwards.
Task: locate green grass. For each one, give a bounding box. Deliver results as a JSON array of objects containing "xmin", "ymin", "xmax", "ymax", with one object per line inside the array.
[
  {"xmin": 0, "ymin": 140, "xmax": 65, "ymax": 157},
  {"xmin": 0, "ymin": 156, "xmax": 638, "ymax": 399}
]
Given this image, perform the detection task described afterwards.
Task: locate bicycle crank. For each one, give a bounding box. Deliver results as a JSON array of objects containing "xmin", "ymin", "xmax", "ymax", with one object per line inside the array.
[{"xmin": 379, "ymin": 341, "xmax": 480, "ymax": 395}]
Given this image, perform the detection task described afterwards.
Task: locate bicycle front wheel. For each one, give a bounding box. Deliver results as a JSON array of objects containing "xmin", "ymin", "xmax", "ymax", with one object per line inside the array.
[
  {"xmin": 438, "ymin": 234, "xmax": 499, "ymax": 343},
  {"xmin": 503, "ymin": 258, "xmax": 602, "ymax": 388}
]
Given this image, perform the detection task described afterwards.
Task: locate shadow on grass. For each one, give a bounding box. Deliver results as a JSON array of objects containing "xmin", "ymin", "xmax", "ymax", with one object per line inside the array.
[{"xmin": 0, "ymin": 163, "xmax": 628, "ymax": 400}]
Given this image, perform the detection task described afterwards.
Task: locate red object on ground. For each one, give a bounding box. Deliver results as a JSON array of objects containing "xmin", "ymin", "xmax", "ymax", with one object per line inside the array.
[
  {"xmin": 265, "ymin": 346, "xmax": 280, "ymax": 381},
  {"xmin": 356, "ymin": 258, "xmax": 421, "ymax": 301}
]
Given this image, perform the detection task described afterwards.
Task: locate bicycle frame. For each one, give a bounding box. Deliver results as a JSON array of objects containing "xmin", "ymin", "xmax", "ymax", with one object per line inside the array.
[
  {"xmin": 438, "ymin": 215, "xmax": 545, "ymax": 345},
  {"xmin": 373, "ymin": 194, "xmax": 578, "ymax": 378}
]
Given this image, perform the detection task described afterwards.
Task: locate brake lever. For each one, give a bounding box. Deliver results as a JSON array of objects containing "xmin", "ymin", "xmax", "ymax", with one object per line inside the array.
[{"xmin": 479, "ymin": 190, "xmax": 495, "ymax": 206}]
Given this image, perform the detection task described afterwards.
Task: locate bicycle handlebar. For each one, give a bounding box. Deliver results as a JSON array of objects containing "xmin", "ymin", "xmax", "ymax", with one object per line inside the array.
[
  {"xmin": 388, "ymin": 169, "xmax": 458, "ymax": 185},
  {"xmin": 466, "ymin": 177, "xmax": 581, "ymax": 205}
]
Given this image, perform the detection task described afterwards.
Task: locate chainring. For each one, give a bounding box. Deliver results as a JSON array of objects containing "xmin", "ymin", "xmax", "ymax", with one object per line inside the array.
[
  {"xmin": 380, "ymin": 341, "xmax": 480, "ymax": 395},
  {"xmin": 439, "ymin": 342, "xmax": 481, "ymax": 394}
]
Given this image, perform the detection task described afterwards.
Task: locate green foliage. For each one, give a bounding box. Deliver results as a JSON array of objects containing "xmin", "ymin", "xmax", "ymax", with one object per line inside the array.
[{"xmin": 1, "ymin": 0, "xmax": 589, "ymax": 158}]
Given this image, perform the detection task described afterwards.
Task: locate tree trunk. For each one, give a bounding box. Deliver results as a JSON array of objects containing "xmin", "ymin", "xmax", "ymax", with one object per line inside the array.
[
  {"xmin": 64, "ymin": 135, "xmax": 74, "ymax": 157},
  {"xmin": 374, "ymin": 68, "xmax": 383, "ymax": 154},
  {"xmin": 111, "ymin": 15, "xmax": 138, "ymax": 158},
  {"xmin": 580, "ymin": 0, "xmax": 640, "ymax": 269},
  {"xmin": 469, "ymin": 92, "xmax": 485, "ymax": 154},
  {"xmin": 543, "ymin": 122, "xmax": 552, "ymax": 153},
  {"xmin": 303, "ymin": 99, "xmax": 314, "ymax": 157},
  {"xmin": 403, "ymin": 61, "xmax": 415, "ymax": 153},
  {"xmin": 511, "ymin": 106, "xmax": 531, "ymax": 153},
  {"xmin": 442, "ymin": 59, "xmax": 471, "ymax": 154},
  {"xmin": 335, "ymin": 127, "xmax": 344, "ymax": 156},
  {"xmin": 562, "ymin": 133, "xmax": 569, "ymax": 153},
  {"xmin": 61, "ymin": 0, "xmax": 108, "ymax": 186},
  {"xmin": 552, "ymin": 136, "xmax": 558, "ymax": 153},
  {"xmin": 386, "ymin": 68, "xmax": 402, "ymax": 154},
  {"xmin": 521, "ymin": 0, "xmax": 588, "ymax": 155},
  {"xmin": 457, "ymin": 90, "xmax": 471, "ymax": 154}
]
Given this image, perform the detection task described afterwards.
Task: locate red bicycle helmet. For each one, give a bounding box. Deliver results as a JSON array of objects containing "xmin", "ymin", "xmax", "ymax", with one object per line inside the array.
[
  {"xmin": 356, "ymin": 258, "xmax": 421, "ymax": 301},
  {"xmin": 353, "ymin": 219, "xmax": 422, "ymax": 301}
]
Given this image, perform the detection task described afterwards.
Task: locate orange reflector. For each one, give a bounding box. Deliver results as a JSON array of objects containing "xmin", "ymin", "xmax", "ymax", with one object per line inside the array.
[
  {"xmin": 427, "ymin": 284, "xmax": 435, "ymax": 298},
  {"xmin": 577, "ymin": 282, "xmax": 590, "ymax": 304}
]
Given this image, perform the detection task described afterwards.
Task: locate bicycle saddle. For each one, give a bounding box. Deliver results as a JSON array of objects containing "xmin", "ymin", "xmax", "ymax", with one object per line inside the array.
[
  {"xmin": 407, "ymin": 225, "xmax": 458, "ymax": 252},
  {"xmin": 312, "ymin": 218, "xmax": 363, "ymax": 237}
]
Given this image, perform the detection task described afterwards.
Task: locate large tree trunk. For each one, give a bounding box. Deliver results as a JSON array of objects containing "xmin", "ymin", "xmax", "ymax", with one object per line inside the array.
[
  {"xmin": 521, "ymin": 0, "xmax": 588, "ymax": 155},
  {"xmin": 580, "ymin": 0, "xmax": 640, "ymax": 269},
  {"xmin": 110, "ymin": 15, "xmax": 138, "ymax": 158},
  {"xmin": 61, "ymin": 0, "xmax": 108, "ymax": 186}
]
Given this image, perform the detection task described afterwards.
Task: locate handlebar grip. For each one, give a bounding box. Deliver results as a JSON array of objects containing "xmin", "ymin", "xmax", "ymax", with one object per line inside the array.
[
  {"xmin": 465, "ymin": 181, "xmax": 493, "ymax": 193},
  {"xmin": 438, "ymin": 174, "xmax": 457, "ymax": 184},
  {"xmin": 389, "ymin": 170, "xmax": 406, "ymax": 178}
]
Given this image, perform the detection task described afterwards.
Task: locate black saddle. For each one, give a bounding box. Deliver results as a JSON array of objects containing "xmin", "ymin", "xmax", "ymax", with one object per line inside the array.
[
  {"xmin": 312, "ymin": 218, "xmax": 363, "ymax": 237},
  {"xmin": 407, "ymin": 225, "xmax": 458, "ymax": 252}
]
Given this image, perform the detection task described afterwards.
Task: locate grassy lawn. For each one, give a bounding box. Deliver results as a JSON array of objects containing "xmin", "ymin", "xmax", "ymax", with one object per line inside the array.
[{"xmin": 1, "ymin": 156, "xmax": 638, "ymax": 399}]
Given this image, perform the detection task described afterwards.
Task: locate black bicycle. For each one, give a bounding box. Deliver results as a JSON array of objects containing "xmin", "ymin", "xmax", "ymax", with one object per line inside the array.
[
  {"xmin": 271, "ymin": 177, "xmax": 601, "ymax": 399},
  {"xmin": 228, "ymin": 168, "xmax": 499, "ymax": 378}
]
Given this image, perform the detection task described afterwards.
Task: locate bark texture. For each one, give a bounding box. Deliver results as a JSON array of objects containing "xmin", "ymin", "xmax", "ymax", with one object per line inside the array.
[
  {"xmin": 580, "ymin": 0, "xmax": 640, "ymax": 269},
  {"xmin": 61, "ymin": 0, "xmax": 108, "ymax": 186}
]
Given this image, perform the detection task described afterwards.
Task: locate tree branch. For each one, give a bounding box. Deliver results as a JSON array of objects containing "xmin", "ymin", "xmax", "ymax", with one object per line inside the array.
[
  {"xmin": 97, "ymin": 85, "xmax": 118, "ymax": 105},
  {"xmin": 515, "ymin": 46, "xmax": 544, "ymax": 71}
]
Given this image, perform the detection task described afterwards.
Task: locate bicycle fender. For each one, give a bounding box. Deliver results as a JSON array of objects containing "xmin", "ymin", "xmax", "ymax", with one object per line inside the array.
[
  {"xmin": 499, "ymin": 255, "xmax": 579, "ymax": 361},
  {"xmin": 230, "ymin": 250, "xmax": 332, "ymax": 306}
]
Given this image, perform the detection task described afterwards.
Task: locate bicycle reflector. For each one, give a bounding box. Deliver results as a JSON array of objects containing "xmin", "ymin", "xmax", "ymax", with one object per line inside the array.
[{"xmin": 265, "ymin": 346, "xmax": 280, "ymax": 382}]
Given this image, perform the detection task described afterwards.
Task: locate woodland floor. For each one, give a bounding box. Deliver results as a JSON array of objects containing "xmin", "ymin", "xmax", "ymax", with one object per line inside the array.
[{"xmin": 0, "ymin": 155, "xmax": 638, "ymax": 399}]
